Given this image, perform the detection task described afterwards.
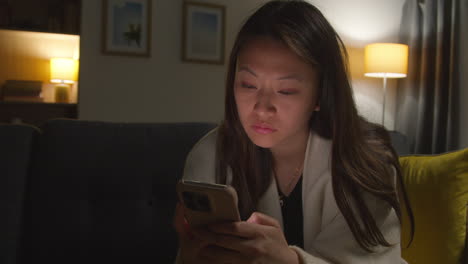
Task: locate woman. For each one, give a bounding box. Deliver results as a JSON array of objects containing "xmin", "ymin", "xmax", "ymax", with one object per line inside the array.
[{"xmin": 174, "ymin": 0, "xmax": 413, "ymax": 263}]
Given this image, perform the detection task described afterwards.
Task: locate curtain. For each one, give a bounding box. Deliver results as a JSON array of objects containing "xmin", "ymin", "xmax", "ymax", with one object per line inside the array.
[{"xmin": 395, "ymin": 0, "xmax": 466, "ymax": 154}]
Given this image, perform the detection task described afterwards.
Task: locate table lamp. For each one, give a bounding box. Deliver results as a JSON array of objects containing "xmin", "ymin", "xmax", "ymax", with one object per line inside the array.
[
  {"xmin": 364, "ymin": 43, "xmax": 408, "ymax": 126},
  {"xmin": 50, "ymin": 57, "xmax": 79, "ymax": 103}
]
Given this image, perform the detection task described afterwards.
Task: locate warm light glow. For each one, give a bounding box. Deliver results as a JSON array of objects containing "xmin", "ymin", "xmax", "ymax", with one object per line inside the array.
[
  {"xmin": 364, "ymin": 43, "xmax": 408, "ymax": 78},
  {"xmin": 50, "ymin": 58, "xmax": 79, "ymax": 83},
  {"xmin": 311, "ymin": 0, "xmax": 404, "ymax": 47}
]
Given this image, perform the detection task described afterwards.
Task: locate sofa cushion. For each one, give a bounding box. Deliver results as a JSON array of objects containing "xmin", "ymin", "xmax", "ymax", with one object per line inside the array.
[
  {"xmin": 0, "ymin": 123, "xmax": 39, "ymax": 264},
  {"xmin": 399, "ymin": 148, "xmax": 468, "ymax": 264},
  {"xmin": 24, "ymin": 119, "xmax": 216, "ymax": 264}
]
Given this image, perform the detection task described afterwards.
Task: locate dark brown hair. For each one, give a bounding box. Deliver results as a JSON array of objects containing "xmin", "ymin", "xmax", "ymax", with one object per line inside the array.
[{"xmin": 216, "ymin": 0, "xmax": 414, "ymax": 252}]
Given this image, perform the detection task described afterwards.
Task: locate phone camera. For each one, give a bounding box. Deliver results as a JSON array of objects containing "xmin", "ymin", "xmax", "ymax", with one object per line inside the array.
[{"xmin": 182, "ymin": 191, "xmax": 212, "ymax": 212}]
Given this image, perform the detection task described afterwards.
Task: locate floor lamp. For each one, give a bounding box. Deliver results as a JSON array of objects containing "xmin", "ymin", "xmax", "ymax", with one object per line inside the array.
[{"xmin": 364, "ymin": 43, "xmax": 408, "ymax": 126}]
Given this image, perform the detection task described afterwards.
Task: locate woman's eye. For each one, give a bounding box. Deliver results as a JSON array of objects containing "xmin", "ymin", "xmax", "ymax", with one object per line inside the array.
[
  {"xmin": 278, "ymin": 90, "xmax": 296, "ymax": 95},
  {"xmin": 241, "ymin": 82, "xmax": 256, "ymax": 89}
]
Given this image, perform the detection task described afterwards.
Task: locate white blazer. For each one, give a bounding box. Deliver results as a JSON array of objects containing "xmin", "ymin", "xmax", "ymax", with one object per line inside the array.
[{"xmin": 180, "ymin": 128, "xmax": 406, "ymax": 264}]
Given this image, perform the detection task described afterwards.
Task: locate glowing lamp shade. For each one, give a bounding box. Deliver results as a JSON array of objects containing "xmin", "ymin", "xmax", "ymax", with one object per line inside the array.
[
  {"xmin": 364, "ymin": 43, "xmax": 408, "ymax": 78},
  {"xmin": 50, "ymin": 58, "xmax": 79, "ymax": 84},
  {"xmin": 364, "ymin": 43, "xmax": 409, "ymax": 127}
]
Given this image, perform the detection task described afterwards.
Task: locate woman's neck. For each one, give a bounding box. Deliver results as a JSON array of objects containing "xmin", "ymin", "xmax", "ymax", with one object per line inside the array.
[
  {"xmin": 270, "ymin": 130, "xmax": 309, "ymax": 166},
  {"xmin": 271, "ymin": 130, "xmax": 309, "ymax": 196}
]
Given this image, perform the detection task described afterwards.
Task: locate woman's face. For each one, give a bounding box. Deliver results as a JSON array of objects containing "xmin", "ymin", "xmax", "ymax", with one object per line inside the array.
[{"xmin": 234, "ymin": 37, "xmax": 320, "ymax": 152}]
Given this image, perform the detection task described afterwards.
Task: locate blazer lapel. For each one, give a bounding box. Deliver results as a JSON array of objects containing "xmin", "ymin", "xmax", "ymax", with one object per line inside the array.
[
  {"xmin": 257, "ymin": 174, "xmax": 283, "ymax": 229},
  {"xmin": 256, "ymin": 130, "xmax": 335, "ymax": 251},
  {"xmin": 302, "ymin": 131, "xmax": 333, "ymax": 251}
]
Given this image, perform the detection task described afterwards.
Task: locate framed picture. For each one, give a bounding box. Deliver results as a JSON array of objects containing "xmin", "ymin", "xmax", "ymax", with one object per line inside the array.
[
  {"xmin": 182, "ymin": 2, "xmax": 225, "ymax": 64},
  {"xmin": 102, "ymin": 0, "xmax": 151, "ymax": 57}
]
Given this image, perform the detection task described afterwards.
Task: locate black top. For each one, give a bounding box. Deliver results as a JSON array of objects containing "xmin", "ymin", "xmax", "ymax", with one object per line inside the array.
[{"xmin": 279, "ymin": 176, "xmax": 304, "ymax": 248}]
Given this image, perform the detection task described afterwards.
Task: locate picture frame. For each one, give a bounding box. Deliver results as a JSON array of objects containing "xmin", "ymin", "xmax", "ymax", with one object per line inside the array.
[
  {"xmin": 102, "ymin": 0, "xmax": 151, "ymax": 57},
  {"xmin": 182, "ymin": 2, "xmax": 225, "ymax": 64}
]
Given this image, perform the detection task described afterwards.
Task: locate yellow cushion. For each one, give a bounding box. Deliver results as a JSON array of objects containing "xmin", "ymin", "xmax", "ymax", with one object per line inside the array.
[{"xmin": 400, "ymin": 148, "xmax": 468, "ymax": 264}]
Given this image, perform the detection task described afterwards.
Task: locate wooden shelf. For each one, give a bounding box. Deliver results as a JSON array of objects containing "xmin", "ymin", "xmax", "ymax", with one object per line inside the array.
[
  {"xmin": 0, "ymin": 101, "xmax": 78, "ymax": 127},
  {"xmin": 0, "ymin": 0, "xmax": 81, "ymax": 35}
]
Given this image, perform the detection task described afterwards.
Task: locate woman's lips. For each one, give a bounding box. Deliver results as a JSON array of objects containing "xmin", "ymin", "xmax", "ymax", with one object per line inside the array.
[{"xmin": 252, "ymin": 124, "xmax": 277, "ymax": 134}]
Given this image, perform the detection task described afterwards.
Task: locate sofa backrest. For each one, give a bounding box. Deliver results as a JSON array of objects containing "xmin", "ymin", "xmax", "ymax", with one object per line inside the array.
[
  {"xmin": 0, "ymin": 123, "xmax": 39, "ymax": 264},
  {"xmin": 389, "ymin": 131, "xmax": 410, "ymax": 156},
  {"xmin": 23, "ymin": 119, "xmax": 216, "ymax": 264}
]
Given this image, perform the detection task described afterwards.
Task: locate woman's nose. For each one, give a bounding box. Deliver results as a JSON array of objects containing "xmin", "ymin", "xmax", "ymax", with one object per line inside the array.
[{"xmin": 254, "ymin": 89, "xmax": 276, "ymax": 116}]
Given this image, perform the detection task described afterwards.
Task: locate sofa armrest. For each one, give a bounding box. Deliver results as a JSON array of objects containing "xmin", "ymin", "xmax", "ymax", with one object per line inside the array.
[
  {"xmin": 0, "ymin": 123, "xmax": 39, "ymax": 264},
  {"xmin": 463, "ymin": 204, "xmax": 468, "ymax": 264}
]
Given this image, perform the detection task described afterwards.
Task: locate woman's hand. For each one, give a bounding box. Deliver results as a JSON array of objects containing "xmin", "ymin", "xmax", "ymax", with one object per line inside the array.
[
  {"xmin": 173, "ymin": 202, "xmax": 213, "ymax": 264},
  {"xmin": 194, "ymin": 212, "xmax": 301, "ymax": 264}
]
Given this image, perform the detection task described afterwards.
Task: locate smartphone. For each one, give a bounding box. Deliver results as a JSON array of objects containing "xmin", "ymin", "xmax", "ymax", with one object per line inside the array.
[{"xmin": 176, "ymin": 180, "xmax": 241, "ymax": 227}]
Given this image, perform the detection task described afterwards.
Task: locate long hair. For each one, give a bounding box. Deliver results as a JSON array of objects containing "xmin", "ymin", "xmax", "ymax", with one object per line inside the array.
[{"xmin": 216, "ymin": 0, "xmax": 414, "ymax": 252}]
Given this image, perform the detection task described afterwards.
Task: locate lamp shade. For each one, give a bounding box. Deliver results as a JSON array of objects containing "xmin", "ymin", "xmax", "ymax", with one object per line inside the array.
[
  {"xmin": 364, "ymin": 43, "xmax": 408, "ymax": 78},
  {"xmin": 50, "ymin": 58, "xmax": 79, "ymax": 84}
]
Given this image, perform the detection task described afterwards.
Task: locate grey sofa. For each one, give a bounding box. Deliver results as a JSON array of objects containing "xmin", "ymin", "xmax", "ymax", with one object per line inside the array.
[
  {"xmin": 1, "ymin": 119, "xmax": 410, "ymax": 264},
  {"xmin": 1, "ymin": 119, "xmax": 216, "ymax": 264}
]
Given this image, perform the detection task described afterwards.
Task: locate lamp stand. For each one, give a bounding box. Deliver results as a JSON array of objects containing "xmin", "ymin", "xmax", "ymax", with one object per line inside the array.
[
  {"xmin": 381, "ymin": 76, "xmax": 387, "ymax": 127},
  {"xmin": 54, "ymin": 83, "xmax": 70, "ymax": 103}
]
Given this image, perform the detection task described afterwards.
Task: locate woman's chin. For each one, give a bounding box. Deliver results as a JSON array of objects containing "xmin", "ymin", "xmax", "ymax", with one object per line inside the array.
[{"xmin": 247, "ymin": 134, "xmax": 277, "ymax": 149}]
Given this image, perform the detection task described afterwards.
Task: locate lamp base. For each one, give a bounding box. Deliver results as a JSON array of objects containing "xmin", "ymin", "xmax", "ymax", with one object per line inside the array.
[{"xmin": 54, "ymin": 84, "xmax": 70, "ymax": 103}]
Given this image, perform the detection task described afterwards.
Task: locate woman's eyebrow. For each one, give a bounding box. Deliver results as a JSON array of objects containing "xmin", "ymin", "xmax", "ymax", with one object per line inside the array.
[
  {"xmin": 238, "ymin": 66, "xmax": 257, "ymax": 77},
  {"xmin": 238, "ymin": 66, "xmax": 304, "ymax": 82},
  {"xmin": 277, "ymin": 74, "xmax": 303, "ymax": 82}
]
